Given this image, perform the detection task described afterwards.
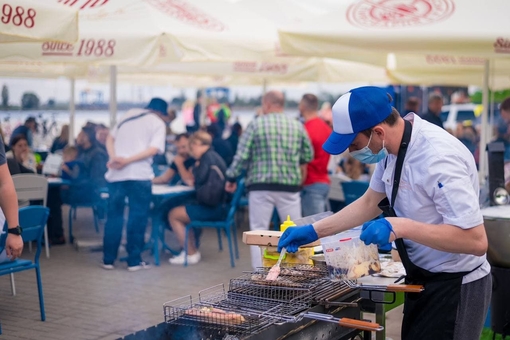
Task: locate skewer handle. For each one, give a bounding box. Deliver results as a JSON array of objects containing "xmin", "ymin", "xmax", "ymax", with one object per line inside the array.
[
  {"xmin": 338, "ymin": 318, "xmax": 384, "ymax": 332},
  {"xmin": 385, "ymin": 284, "xmax": 424, "ymax": 293}
]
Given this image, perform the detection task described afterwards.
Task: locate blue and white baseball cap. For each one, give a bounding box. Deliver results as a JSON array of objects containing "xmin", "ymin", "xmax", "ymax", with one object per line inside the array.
[{"xmin": 323, "ymin": 86, "xmax": 393, "ymax": 155}]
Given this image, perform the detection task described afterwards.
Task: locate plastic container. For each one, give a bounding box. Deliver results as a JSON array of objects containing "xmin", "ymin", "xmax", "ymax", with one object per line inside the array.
[{"xmin": 320, "ymin": 228, "xmax": 380, "ymax": 281}]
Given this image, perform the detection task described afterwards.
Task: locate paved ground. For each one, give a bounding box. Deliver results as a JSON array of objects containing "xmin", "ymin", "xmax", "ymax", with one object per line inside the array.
[{"xmin": 0, "ymin": 206, "xmax": 402, "ymax": 340}]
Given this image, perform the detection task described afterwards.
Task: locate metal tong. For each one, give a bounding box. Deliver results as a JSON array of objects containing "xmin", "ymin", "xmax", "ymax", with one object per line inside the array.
[
  {"xmin": 303, "ymin": 312, "xmax": 384, "ymax": 332},
  {"xmin": 344, "ymin": 280, "xmax": 424, "ymax": 293}
]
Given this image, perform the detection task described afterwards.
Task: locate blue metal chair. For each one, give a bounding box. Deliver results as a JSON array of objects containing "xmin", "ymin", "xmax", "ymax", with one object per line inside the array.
[
  {"xmin": 341, "ymin": 180, "xmax": 370, "ymax": 205},
  {"xmin": 67, "ymin": 187, "xmax": 108, "ymax": 243},
  {"xmin": 183, "ymin": 178, "xmax": 245, "ymax": 267},
  {"xmin": 0, "ymin": 206, "xmax": 50, "ymax": 321}
]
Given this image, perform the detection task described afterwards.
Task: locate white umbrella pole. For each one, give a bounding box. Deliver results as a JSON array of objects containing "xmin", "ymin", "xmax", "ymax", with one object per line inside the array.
[
  {"xmin": 69, "ymin": 77, "xmax": 75, "ymax": 146},
  {"xmin": 109, "ymin": 65, "xmax": 117, "ymax": 129},
  {"xmin": 262, "ymin": 78, "xmax": 267, "ymax": 95},
  {"xmin": 479, "ymin": 60, "xmax": 490, "ymax": 184}
]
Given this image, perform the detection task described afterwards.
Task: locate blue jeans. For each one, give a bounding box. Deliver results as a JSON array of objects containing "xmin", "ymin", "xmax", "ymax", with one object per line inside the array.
[
  {"xmin": 301, "ymin": 183, "xmax": 330, "ymax": 217},
  {"xmin": 103, "ymin": 180, "xmax": 152, "ymax": 267}
]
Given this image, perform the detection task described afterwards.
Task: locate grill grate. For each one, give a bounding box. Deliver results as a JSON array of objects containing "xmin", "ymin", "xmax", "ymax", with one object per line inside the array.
[
  {"xmin": 228, "ymin": 272, "xmax": 321, "ymax": 304},
  {"xmin": 164, "ymin": 294, "xmax": 267, "ymax": 335}
]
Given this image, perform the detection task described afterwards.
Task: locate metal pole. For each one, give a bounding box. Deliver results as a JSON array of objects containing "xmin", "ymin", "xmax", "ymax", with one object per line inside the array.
[
  {"xmin": 69, "ymin": 77, "xmax": 75, "ymax": 146},
  {"xmin": 109, "ymin": 65, "xmax": 118, "ymax": 129},
  {"xmin": 479, "ymin": 60, "xmax": 490, "ymax": 184},
  {"xmin": 262, "ymin": 78, "xmax": 268, "ymax": 95}
]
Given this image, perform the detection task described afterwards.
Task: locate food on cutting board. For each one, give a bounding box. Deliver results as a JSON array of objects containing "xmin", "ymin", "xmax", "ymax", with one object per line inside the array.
[{"xmin": 184, "ymin": 306, "xmax": 246, "ymax": 324}]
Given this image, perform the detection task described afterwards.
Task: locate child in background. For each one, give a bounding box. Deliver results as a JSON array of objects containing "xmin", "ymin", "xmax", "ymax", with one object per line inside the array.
[{"xmin": 61, "ymin": 146, "xmax": 84, "ymax": 181}]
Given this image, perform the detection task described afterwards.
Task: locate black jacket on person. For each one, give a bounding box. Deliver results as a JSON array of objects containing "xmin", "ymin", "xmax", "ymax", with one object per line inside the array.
[
  {"xmin": 211, "ymin": 137, "xmax": 234, "ymax": 167},
  {"xmin": 193, "ymin": 148, "xmax": 228, "ymax": 205},
  {"xmin": 50, "ymin": 138, "xmax": 68, "ymax": 153},
  {"xmin": 77, "ymin": 143, "xmax": 108, "ymax": 189},
  {"xmin": 421, "ymin": 110, "xmax": 444, "ymax": 129}
]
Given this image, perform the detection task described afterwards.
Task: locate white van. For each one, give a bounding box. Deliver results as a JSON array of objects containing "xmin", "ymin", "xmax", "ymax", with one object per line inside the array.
[{"xmin": 440, "ymin": 104, "xmax": 477, "ymax": 131}]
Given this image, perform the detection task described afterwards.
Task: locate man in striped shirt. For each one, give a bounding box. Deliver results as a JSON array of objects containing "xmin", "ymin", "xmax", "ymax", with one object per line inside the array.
[{"xmin": 225, "ymin": 90, "xmax": 313, "ymax": 269}]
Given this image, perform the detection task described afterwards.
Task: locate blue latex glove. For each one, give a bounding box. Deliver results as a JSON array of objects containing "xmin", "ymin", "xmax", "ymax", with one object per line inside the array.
[
  {"xmin": 360, "ymin": 219, "xmax": 395, "ymax": 247},
  {"xmin": 277, "ymin": 224, "xmax": 318, "ymax": 253}
]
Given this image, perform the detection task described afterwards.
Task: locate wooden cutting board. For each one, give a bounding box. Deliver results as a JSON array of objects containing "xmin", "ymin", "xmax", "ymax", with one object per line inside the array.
[{"xmin": 242, "ymin": 230, "xmax": 320, "ymax": 248}]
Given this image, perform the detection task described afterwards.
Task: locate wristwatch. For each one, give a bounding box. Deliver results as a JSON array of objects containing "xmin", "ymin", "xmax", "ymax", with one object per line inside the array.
[{"xmin": 7, "ymin": 226, "xmax": 23, "ymax": 236}]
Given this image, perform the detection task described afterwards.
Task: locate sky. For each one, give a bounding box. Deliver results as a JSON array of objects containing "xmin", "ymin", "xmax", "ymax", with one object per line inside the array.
[{"xmin": 0, "ymin": 77, "xmax": 375, "ymax": 106}]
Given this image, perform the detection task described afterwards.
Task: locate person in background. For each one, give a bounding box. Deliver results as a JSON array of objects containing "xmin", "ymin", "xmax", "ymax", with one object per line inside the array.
[
  {"xmin": 319, "ymin": 102, "xmax": 333, "ymax": 127},
  {"xmin": 103, "ymin": 97, "xmax": 169, "ymax": 271},
  {"xmin": 225, "ymin": 90, "xmax": 313, "ymax": 269},
  {"xmin": 95, "ymin": 124, "xmax": 109, "ymax": 152},
  {"xmin": 61, "ymin": 146, "xmax": 86, "ymax": 182},
  {"xmin": 338, "ymin": 156, "xmax": 370, "ymax": 182},
  {"xmin": 76, "ymin": 127, "xmax": 108, "ymax": 195},
  {"xmin": 50, "ymin": 124, "xmax": 69, "ymax": 153},
  {"xmin": 182, "ymin": 99, "xmax": 196, "ymax": 133},
  {"xmin": 206, "ymin": 97, "xmax": 221, "ymax": 124},
  {"xmin": 9, "ymin": 116, "xmax": 37, "ymax": 148},
  {"xmin": 153, "ymin": 133, "xmax": 194, "ymax": 186},
  {"xmin": 299, "ymin": 94, "xmax": 331, "ymax": 217},
  {"xmin": 6, "ymin": 135, "xmax": 37, "ymax": 173},
  {"xmin": 421, "ymin": 92, "xmax": 444, "ymax": 129},
  {"xmin": 49, "ymin": 145, "xmax": 85, "ymax": 245},
  {"xmin": 404, "ymin": 97, "xmax": 421, "ymax": 116},
  {"xmin": 167, "ymin": 131, "xmax": 228, "ymax": 265},
  {"xmin": 227, "ymin": 122, "xmax": 243, "ymax": 155},
  {"xmin": 187, "ymin": 91, "xmax": 203, "ymax": 133},
  {"xmin": 206, "ymin": 123, "xmax": 234, "ymax": 167},
  {"xmin": 214, "ymin": 102, "xmax": 232, "ymax": 135},
  {"xmin": 0, "ymin": 135, "xmax": 22, "ymax": 264},
  {"xmin": 456, "ymin": 121, "xmax": 478, "ymax": 158},
  {"xmin": 497, "ymin": 97, "xmax": 510, "ymax": 193}
]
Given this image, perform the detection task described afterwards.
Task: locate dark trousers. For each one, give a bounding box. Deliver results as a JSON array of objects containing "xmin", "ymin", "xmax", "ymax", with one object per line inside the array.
[
  {"xmin": 103, "ymin": 180, "xmax": 152, "ymax": 267},
  {"xmin": 46, "ymin": 186, "xmax": 64, "ymax": 241}
]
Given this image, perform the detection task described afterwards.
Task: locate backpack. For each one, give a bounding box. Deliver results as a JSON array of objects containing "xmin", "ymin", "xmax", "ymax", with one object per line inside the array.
[{"xmin": 196, "ymin": 164, "xmax": 226, "ymax": 207}]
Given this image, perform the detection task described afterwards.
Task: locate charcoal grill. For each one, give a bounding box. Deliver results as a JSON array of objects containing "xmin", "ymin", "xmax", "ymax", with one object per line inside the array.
[
  {"xmin": 119, "ymin": 265, "xmax": 388, "ymax": 340},
  {"xmin": 160, "ymin": 266, "xmax": 380, "ymax": 340}
]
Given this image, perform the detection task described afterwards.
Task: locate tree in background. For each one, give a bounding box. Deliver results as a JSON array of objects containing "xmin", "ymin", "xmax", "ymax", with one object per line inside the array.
[
  {"xmin": 471, "ymin": 89, "xmax": 510, "ymax": 104},
  {"xmin": 21, "ymin": 92, "xmax": 40, "ymax": 110},
  {"xmin": 1, "ymin": 84, "xmax": 8, "ymax": 108}
]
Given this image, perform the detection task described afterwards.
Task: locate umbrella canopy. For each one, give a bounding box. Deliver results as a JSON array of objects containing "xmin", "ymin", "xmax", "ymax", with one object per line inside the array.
[
  {"xmin": 83, "ymin": 57, "xmax": 391, "ymax": 85},
  {"xmin": 278, "ymin": 0, "xmax": 510, "ymax": 65},
  {"xmin": 0, "ymin": 0, "xmax": 78, "ymax": 43},
  {"xmin": 277, "ymin": 0, "xmax": 510, "ymax": 87},
  {"xmin": 0, "ymin": 0, "xmax": 280, "ymax": 66}
]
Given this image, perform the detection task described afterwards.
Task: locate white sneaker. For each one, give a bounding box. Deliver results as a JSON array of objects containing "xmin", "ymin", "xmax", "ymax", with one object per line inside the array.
[
  {"xmin": 127, "ymin": 262, "xmax": 151, "ymax": 272},
  {"xmin": 168, "ymin": 251, "xmax": 185, "ymax": 264},
  {"xmin": 101, "ymin": 263, "xmax": 114, "ymax": 270},
  {"xmin": 169, "ymin": 251, "xmax": 201, "ymax": 265}
]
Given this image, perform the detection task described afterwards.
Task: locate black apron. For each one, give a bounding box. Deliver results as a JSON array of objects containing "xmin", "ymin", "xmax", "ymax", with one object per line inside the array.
[{"xmin": 378, "ymin": 120, "xmax": 474, "ymax": 340}]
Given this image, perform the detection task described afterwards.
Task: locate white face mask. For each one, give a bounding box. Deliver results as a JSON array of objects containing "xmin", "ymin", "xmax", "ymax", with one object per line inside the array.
[{"xmin": 349, "ymin": 132, "xmax": 388, "ymax": 164}]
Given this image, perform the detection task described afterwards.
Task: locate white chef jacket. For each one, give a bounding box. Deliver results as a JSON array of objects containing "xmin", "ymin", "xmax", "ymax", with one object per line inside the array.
[{"xmin": 370, "ymin": 113, "xmax": 490, "ymax": 284}]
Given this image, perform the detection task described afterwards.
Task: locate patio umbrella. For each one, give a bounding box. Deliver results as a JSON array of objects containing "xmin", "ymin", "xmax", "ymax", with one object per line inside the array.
[
  {"xmin": 0, "ymin": 0, "xmax": 78, "ymax": 43},
  {"xmin": 85, "ymin": 57, "xmax": 391, "ymax": 86},
  {"xmin": 277, "ymin": 0, "xmax": 510, "ymax": 183}
]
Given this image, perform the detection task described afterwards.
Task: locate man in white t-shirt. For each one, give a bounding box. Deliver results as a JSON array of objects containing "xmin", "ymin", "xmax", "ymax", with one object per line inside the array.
[
  {"xmin": 102, "ymin": 98, "xmax": 169, "ymax": 271},
  {"xmin": 278, "ymin": 87, "xmax": 491, "ymax": 340}
]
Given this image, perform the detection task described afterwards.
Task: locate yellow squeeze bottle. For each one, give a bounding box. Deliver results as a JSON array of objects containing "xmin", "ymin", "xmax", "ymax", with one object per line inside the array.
[
  {"xmin": 280, "ymin": 215, "xmax": 296, "ymax": 232},
  {"xmin": 279, "ymin": 216, "xmax": 314, "ymax": 264}
]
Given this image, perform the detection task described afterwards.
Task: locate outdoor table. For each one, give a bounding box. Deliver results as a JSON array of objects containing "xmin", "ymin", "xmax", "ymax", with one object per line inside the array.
[
  {"xmin": 46, "ymin": 177, "xmax": 71, "ymax": 187},
  {"xmin": 150, "ymin": 185, "xmax": 195, "ymax": 266}
]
